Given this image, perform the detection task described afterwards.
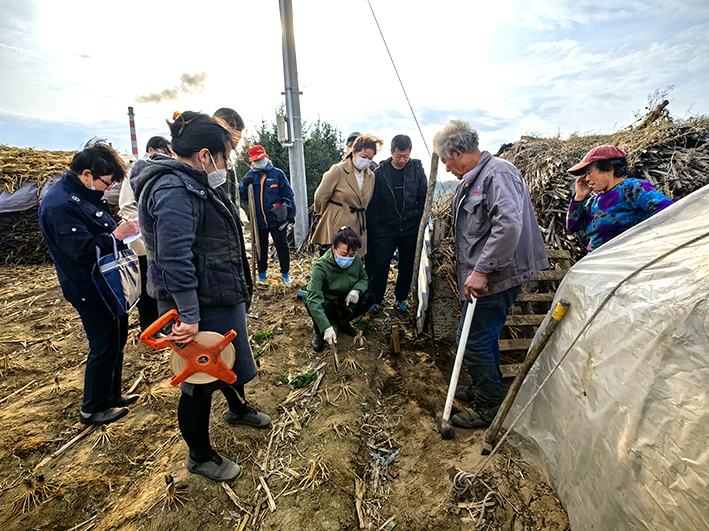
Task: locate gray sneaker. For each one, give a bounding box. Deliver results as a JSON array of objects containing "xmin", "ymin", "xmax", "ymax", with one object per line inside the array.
[
  {"xmin": 223, "ymin": 406, "xmax": 271, "ymax": 429},
  {"xmin": 187, "ymin": 452, "xmax": 241, "ymax": 481}
]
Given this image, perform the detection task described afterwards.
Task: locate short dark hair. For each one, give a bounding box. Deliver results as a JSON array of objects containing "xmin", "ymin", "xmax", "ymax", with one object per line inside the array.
[
  {"xmin": 213, "ymin": 108, "xmax": 244, "ymax": 132},
  {"xmin": 352, "ymin": 134, "xmax": 383, "ymax": 156},
  {"xmin": 331, "ymin": 227, "xmax": 361, "ymax": 253},
  {"xmin": 168, "ymin": 111, "xmax": 232, "ymax": 159},
  {"xmin": 391, "ymin": 134, "xmax": 412, "ymax": 152},
  {"xmin": 70, "ymin": 138, "xmax": 126, "ymax": 183},
  {"xmin": 593, "ymin": 157, "xmax": 629, "ymax": 178},
  {"xmin": 145, "ymin": 136, "xmax": 171, "ymax": 153}
]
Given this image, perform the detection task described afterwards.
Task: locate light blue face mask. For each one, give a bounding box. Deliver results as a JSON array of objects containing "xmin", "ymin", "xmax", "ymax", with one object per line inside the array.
[
  {"xmin": 334, "ymin": 251, "xmax": 355, "ymax": 269},
  {"xmin": 252, "ymin": 158, "xmax": 268, "ymax": 170}
]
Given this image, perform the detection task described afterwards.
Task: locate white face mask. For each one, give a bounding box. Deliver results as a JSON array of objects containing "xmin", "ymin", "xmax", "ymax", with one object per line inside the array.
[
  {"xmin": 202, "ymin": 152, "xmax": 227, "ymax": 188},
  {"xmin": 252, "ymin": 158, "xmax": 268, "ymax": 170},
  {"xmin": 353, "ymin": 156, "xmax": 370, "ymax": 171}
]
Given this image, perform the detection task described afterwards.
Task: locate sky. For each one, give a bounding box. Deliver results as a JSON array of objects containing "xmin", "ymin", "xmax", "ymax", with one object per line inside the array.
[{"xmin": 1, "ymin": 0, "xmax": 707, "ymax": 178}]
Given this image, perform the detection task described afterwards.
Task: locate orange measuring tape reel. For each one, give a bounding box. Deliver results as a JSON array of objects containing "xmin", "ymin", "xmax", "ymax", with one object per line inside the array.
[{"xmin": 139, "ymin": 309, "xmax": 237, "ymax": 386}]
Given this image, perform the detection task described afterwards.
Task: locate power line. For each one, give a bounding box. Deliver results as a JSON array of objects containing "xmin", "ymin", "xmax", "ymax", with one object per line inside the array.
[{"xmin": 366, "ymin": 0, "xmax": 431, "ymax": 158}]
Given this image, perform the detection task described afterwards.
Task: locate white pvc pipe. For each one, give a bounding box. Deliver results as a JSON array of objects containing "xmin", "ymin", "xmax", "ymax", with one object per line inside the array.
[{"xmin": 443, "ymin": 297, "xmax": 477, "ymax": 421}]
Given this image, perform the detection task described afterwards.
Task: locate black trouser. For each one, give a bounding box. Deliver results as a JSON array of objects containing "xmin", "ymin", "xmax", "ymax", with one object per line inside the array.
[
  {"xmin": 369, "ymin": 230, "xmax": 417, "ymax": 304},
  {"xmin": 258, "ymin": 226, "xmax": 290, "ymax": 275},
  {"xmin": 178, "ymin": 384, "xmax": 250, "ymax": 462},
  {"xmin": 75, "ymin": 300, "xmax": 128, "ymax": 414},
  {"xmin": 136, "ymin": 255, "xmax": 159, "ymax": 332},
  {"xmin": 308, "ymin": 290, "xmax": 376, "ymax": 333},
  {"xmin": 364, "ymin": 247, "xmax": 376, "ymax": 277}
]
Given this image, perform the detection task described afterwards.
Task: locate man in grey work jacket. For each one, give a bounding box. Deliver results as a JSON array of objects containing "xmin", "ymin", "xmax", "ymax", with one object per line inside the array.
[{"xmin": 433, "ymin": 120, "xmax": 548, "ymax": 429}]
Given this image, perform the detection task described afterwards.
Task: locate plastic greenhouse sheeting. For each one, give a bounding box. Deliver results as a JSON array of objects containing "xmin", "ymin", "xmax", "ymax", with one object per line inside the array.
[
  {"xmin": 507, "ymin": 184, "xmax": 709, "ymax": 531},
  {"xmin": 0, "ymin": 182, "xmax": 39, "ymax": 213}
]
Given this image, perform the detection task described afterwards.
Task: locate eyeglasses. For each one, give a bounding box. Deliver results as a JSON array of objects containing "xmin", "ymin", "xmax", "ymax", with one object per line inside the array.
[{"xmin": 98, "ymin": 176, "xmax": 115, "ymax": 189}]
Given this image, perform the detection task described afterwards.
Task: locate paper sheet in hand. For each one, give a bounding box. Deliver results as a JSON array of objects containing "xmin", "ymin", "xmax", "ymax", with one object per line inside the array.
[{"xmin": 122, "ymin": 232, "xmax": 142, "ymax": 244}]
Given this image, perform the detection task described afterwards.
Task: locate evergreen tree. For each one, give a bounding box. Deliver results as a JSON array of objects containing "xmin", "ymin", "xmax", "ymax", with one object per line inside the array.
[
  {"xmin": 235, "ymin": 108, "xmax": 344, "ymax": 208},
  {"xmin": 303, "ymin": 119, "xmax": 345, "ymax": 205}
]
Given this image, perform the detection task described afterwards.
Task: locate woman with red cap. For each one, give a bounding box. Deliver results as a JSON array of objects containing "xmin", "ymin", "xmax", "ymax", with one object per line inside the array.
[
  {"xmin": 239, "ymin": 145, "xmax": 296, "ymax": 284},
  {"xmin": 566, "ymin": 144, "xmax": 673, "ymax": 251}
]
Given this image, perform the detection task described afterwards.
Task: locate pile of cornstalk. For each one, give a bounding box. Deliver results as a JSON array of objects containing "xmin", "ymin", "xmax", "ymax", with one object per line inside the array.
[{"xmin": 0, "ymin": 146, "xmax": 75, "ymax": 195}]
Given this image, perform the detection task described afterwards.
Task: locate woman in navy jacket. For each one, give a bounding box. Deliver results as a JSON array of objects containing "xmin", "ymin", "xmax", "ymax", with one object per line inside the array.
[
  {"xmin": 239, "ymin": 145, "xmax": 296, "ymax": 284},
  {"xmin": 38, "ymin": 140, "xmax": 141, "ymax": 426}
]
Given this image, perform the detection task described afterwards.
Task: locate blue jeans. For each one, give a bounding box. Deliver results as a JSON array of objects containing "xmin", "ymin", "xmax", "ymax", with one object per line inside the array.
[
  {"xmin": 75, "ymin": 300, "xmax": 128, "ymax": 413},
  {"xmin": 457, "ymin": 285, "xmax": 521, "ymax": 410}
]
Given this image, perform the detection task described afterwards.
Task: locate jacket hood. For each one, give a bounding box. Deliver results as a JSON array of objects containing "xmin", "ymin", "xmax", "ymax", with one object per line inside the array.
[{"xmin": 134, "ymin": 157, "xmax": 208, "ymax": 202}]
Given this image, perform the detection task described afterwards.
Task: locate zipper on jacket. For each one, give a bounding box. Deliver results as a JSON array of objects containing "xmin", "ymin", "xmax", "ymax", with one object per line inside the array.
[
  {"xmin": 260, "ymin": 173, "xmax": 268, "ymax": 227},
  {"xmin": 384, "ymin": 162, "xmax": 407, "ymax": 232}
]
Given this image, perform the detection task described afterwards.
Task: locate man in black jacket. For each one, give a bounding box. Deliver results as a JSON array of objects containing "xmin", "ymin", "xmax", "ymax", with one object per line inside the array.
[{"xmin": 367, "ymin": 135, "xmax": 427, "ymax": 316}]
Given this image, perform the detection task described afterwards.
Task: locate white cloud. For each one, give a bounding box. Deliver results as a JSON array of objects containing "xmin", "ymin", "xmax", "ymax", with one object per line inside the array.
[
  {"xmin": 0, "ymin": 0, "xmax": 707, "ymax": 168},
  {"xmin": 526, "ymin": 40, "xmax": 579, "ymax": 54}
]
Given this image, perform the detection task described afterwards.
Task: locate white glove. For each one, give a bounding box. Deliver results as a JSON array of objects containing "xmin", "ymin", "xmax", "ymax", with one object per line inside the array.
[
  {"xmin": 345, "ymin": 289, "xmax": 360, "ymax": 306},
  {"xmin": 323, "ymin": 326, "xmax": 337, "ymax": 345}
]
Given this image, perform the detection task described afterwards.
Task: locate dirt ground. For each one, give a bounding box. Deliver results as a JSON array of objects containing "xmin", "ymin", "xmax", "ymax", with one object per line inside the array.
[{"xmin": 0, "ymin": 259, "xmax": 570, "ymax": 531}]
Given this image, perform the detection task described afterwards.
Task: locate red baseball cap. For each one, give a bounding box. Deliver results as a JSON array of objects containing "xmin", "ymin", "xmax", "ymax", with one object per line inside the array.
[
  {"xmin": 249, "ymin": 145, "xmax": 267, "ymax": 162},
  {"xmin": 568, "ymin": 145, "xmax": 627, "ymax": 175}
]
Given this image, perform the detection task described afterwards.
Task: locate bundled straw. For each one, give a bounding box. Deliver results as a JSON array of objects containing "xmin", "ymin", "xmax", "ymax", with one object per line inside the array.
[{"xmin": 0, "ymin": 146, "xmax": 75, "ymax": 195}]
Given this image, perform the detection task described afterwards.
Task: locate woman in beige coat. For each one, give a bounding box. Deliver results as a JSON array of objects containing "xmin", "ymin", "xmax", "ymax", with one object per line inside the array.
[{"xmin": 312, "ymin": 135, "xmax": 382, "ymax": 255}]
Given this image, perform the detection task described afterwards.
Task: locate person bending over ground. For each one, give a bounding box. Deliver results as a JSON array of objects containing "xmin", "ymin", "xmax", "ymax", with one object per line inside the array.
[{"xmin": 305, "ymin": 227, "xmax": 375, "ymax": 352}]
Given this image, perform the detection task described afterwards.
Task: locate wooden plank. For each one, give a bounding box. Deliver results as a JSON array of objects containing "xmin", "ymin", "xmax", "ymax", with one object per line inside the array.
[
  {"xmin": 390, "ymin": 325, "xmax": 401, "ymax": 354},
  {"xmin": 515, "ymin": 292, "xmax": 555, "ymax": 302},
  {"xmin": 501, "ymin": 364, "xmax": 522, "ymax": 378},
  {"xmin": 546, "ymin": 249, "xmax": 572, "ymax": 259},
  {"xmin": 505, "ymin": 314, "xmax": 545, "ymax": 326},
  {"xmin": 499, "ymin": 338, "xmax": 533, "ymax": 351},
  {"xmin": 534, "ymin": 270, "xmax": 567, "ymax": 281}
]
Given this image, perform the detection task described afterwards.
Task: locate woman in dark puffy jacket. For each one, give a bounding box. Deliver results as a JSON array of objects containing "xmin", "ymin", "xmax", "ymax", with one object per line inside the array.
[{"xmin": 136, "ymin": 111, "xmax": 269, "ymax": 482}]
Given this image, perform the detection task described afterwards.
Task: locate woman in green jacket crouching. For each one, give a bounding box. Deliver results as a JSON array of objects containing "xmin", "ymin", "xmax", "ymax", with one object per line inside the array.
[{"xmin": 306, "ymin": 227, "xmax": 375, "ymax": 352}]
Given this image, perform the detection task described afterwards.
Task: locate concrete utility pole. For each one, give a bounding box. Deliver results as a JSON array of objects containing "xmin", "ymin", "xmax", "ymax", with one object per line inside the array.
[{"xmin": 279, "ymin": 0, "xmax": 308, "ymax": 248}]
